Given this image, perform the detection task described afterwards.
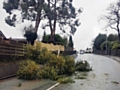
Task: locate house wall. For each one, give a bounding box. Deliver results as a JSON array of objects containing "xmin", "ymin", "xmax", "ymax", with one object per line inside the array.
[{"xmin": 34, "ymin": 41, "xmax": 64, "ymax": 51}]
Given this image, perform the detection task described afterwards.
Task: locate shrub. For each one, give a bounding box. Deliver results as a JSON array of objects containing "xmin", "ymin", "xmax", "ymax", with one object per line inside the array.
[
  {"xmin": 37, "ymin": 49, "xmax": 52, "ymax": 64},
  {"xmin": 24, "ymin": 42, "xmax": 75, "ymax": 78},
  {"xmin": 37, "ymin": 66, "xmax": 57, "ymax": 80},
  {"xmin": 24, "ymin": 44, "xmax": 41, "ymax": 62},
  {"xmin": 55, "ymin": 56, "xmax": 65, "ymax": 75},
  {"xmin": 100, "ymin": 41, "xmax": 111, "ymax": 50},
  {"xmin": 17, "ymin": 60, "xmax": 39, "ymax": 80},
  {"xmin": 58, "ymin": 77, "xmax": 75, "ymax": 84},
  {"xmin": 63, "ymin": 56, "xmax": 75, "ymax": 75},
  {"xmin": 112, "ymin": 42, "xmax": 120, "ymax": 49},
  {"xmin": 25, "ymin": 43, "xmax": 51, "ymax": 64},
  {"xmin": 48, "ymin": 55, "xmax": 65, "ymax": 75},
  {"xmin": 42, "ymin": 34, "xmax": 67, "ymax": 46},
  {"xmin": 75, "ymin": 60, "xmax": 92, "ymax": 71}
]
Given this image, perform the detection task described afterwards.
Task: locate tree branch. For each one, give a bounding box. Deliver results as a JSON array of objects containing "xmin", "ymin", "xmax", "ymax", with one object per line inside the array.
[{"xmin": 109, "ymin": 25, "xmax": 118, "ymax": 31}]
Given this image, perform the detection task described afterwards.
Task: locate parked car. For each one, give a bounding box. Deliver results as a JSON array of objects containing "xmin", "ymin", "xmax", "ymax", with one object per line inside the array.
[{"xmin": 80, "ymin": 50, "xmax": 84, "ymax": 54}]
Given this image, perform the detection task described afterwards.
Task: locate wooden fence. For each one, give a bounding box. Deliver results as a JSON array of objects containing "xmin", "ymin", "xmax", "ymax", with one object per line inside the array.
[{"xmin": 0, "ymin": 38, "xmax": 26, "ymax": 57}]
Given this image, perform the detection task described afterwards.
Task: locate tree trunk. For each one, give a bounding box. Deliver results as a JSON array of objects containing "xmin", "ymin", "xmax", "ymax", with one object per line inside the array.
[
  {"xmin": 50, "ymin": 30, "xmax": 55, "ymax": 43},
  {"xmin": 118, "ymin": 32, "xmax": 120, "ymax": 41},
  {"xmin": 31, "ymin": 10, "xmax": 41, "ymax": 45},
  {"xmin": 50, "ymin": 0, "xmax": 57, "ymax": 43},
  {"xmin": 31, "ymin": 0, "xmax": 44, "ymax": 45},
  {"xmin": 34, "ymin": 13, "xmax": 41, "ymax": 33}
]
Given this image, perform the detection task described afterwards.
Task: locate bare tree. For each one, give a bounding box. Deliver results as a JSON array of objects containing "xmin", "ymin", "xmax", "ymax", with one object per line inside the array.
[{"xmin": 102, "ymin": 0, "xmax": 120, "ymax": 41}]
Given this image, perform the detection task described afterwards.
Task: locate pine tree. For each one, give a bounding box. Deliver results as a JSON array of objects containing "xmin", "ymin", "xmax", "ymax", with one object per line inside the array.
[{"xmin": 68, "ymin": 36, "xmax": 74, "ymax": 49}]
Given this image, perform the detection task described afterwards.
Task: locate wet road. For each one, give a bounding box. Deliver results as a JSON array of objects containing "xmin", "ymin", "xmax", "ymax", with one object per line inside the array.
[{"xmin": 52, "ymin": 54, "xmax": 120, "ymax": 90}]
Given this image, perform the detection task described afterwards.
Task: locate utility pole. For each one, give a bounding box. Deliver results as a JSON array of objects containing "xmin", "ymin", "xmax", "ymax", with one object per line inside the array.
[{"xmin": 105, "ymin": 29, "xmax": 108, "ymax": 55}]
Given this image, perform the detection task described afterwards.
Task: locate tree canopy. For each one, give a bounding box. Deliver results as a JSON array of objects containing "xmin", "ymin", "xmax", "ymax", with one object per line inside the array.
[
  {"xmin": 93, "ymin": 34, "xmax": 106, "ymax": 50},
  {"xmin": 42, "ymin": 0, "xmax": 82, "ymax": 41},
  {"xmin": 3, "ymin": 0, "xmax": 82, "ymax": 43},
  {"xmin": 93, "ymin": 33, "xmax": 120, "ymax": 50},
  {"xmin": 107, "ymin": 34, "xmax": 119, "ymax": 42},
  {"xmin": 42, "ymin": 33, "xmax": 67, "ymax": 46},
  {"xmin": 100, "ymin": 41, "xmax": 111, "ymax": 50},
  {"xmin": 23, "ymin": 25, "xmax": 37, "ymax": 45},
  {"xmin": 102, "ymin": 0, "xmax": 120, "ymax": 41}
]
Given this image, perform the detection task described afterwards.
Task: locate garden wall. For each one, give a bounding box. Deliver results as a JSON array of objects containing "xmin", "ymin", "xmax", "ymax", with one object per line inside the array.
[{"xmin": 0, "ymin": 62, "xmax": 18, "ymax": 79}]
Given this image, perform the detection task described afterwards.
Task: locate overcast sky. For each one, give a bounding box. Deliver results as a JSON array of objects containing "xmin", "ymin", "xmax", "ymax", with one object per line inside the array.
[{"xmin": 0, "ymin": 0, "xmax": 118, "ymax": 50}]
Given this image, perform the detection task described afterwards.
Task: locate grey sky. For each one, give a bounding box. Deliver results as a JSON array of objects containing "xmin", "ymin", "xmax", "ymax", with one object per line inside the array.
[
  {"xmin": 73, "ymin": 0, "xmax": 117, "ymax": 50},
  {"xmin": 0, "ymin": 0, "xmax": 118, "ymax": 50}
]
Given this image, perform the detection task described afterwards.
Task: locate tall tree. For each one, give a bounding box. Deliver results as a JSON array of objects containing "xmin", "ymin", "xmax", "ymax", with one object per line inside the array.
[
  {"xmin": 68, "ymin": 35, "xmax": 74, "ymax": 49},
  {"xmin": 43, "ymin": 0, "xmax": 82, "ymax": 42},
  {"xmin": 102, "ymin": 0, "xmax": 120, "ymax": 41},
  {"xmin": 42, "ymin": 30, "xmax": 47, "ymax": 42},
  {"xmin": 3, "ymin": 0, "xmax": 45, "ymax": 44},
  {"xmin": 3, "ymin": 0, "xmax": 82, "ymax": 44},
  {"xmin": 93, "ymin": 34, "xmax": 106, "ymax": 50},
  {"xmin": 107, "ymin": 34, "xmax": 119, "ymax": 41}
]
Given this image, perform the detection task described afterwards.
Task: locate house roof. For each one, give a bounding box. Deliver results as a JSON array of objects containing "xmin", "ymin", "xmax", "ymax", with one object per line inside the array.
[{"xmin": 0, "ymin": 31, "xmax": 6, "ymax": 38}]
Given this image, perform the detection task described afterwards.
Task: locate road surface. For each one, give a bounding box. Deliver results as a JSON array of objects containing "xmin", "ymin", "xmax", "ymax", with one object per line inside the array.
[
  {"xmin": 0, "ymin": 54, "xmax": 119, "ymax": 90},
  {"xmin": 52, "ymin": 54, "xmax": 120, "ymax": 90}
]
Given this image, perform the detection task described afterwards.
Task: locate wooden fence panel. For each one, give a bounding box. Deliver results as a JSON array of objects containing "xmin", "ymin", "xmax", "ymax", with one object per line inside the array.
[{"xmin": 0, "ymin": 39, "xmax": 26, "ymax": 57}]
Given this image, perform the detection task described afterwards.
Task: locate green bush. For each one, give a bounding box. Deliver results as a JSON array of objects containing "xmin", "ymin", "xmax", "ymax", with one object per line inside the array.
[
  {"xmin": 112, "ymin": 42, "xmax": 120, "ymax": 49},
  {"xmin": 17, "ymin": 60, "xmax": 39, "ymax": 80},
  {"xmin": 24, "ymin": 44, "xmax": 41, "ymax": 63},
  {"xmin": 42, "ymin": 34, "xmax": 67, "ymax": 46},
  {"xmin": 58, "ymin": 77, "xmax": 75, "ymax": 84},
  {"xmin": 55, "ymin": 56, "xmax": 65, "ymax": 75},
  {"xmin": 100, "ymin": 41, "xmax": 111, "ymax": 50},
  {"xmin": 38, "ymin": 49, "xmax": 52, "ymax": 64},
  {"xmin": 37, "ymin": 66, "xmax": 57, "ymax": 80},
  {"xmin": 63, "ymin": 56, "xmax": 75, "ymax": 75},
  {"xmin": 24, "ymin": 42, "xmax": 75, "ymax": 79},
  {"xmin": 75, "ymin": 60, "xmax": 92, "ymax": 71},
  {"xmin": 25, "ymin": 43, "xmax": 52, "ymax": 64},
  {"xmin": 47, "ymin": 55, "xmax": 65, "ymax": 75}
]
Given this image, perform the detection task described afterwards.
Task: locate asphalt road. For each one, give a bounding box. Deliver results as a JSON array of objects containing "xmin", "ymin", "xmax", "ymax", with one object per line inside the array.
[
  {"xmin": 0, "ymin": 54, "xmax": 120, "ymax": 90},
  {"xmin": 52, "ymin": 54, "xmax": 120, "ymax": 90}
]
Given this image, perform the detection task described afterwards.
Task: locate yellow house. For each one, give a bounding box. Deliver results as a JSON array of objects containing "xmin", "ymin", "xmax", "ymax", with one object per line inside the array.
[{"xmin": 34, "ymin": 41, "xmax": 64, "ymax": 51}]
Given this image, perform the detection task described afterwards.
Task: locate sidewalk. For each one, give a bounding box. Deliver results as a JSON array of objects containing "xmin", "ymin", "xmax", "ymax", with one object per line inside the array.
[
  {"xmin": 0, "ymin": 77, "xmax": 57, "ymax": 90},
  {"xmin": 107, "ymin": 55, "xmax": 120, "ymax": 63}
]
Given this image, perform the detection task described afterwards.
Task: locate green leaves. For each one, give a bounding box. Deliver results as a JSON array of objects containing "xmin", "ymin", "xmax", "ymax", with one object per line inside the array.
[
  {"xmin": 17, "ymin": 60, "xmax": 39, "ymax": 80},
  {"xmin": 3, "ymin": 0, "xmax": 20, "ymax": 14},
  {"xmin": 24, "ymin": 25, "xmax": 37, "ymax": 45},
  {"xmin": 75, "ymin": 60, "xmax": 92, "ymax": 71},
  {"xmin": 93, "ymin": 34, "xmax": 106, "ymax": 50},
  {"xmin": 42, "ymin": 34, "xmax": 67, "ymax": 46},
  {"xmin": 69, "ymin": 0, "xmax": 73, "ymax": 2}
]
